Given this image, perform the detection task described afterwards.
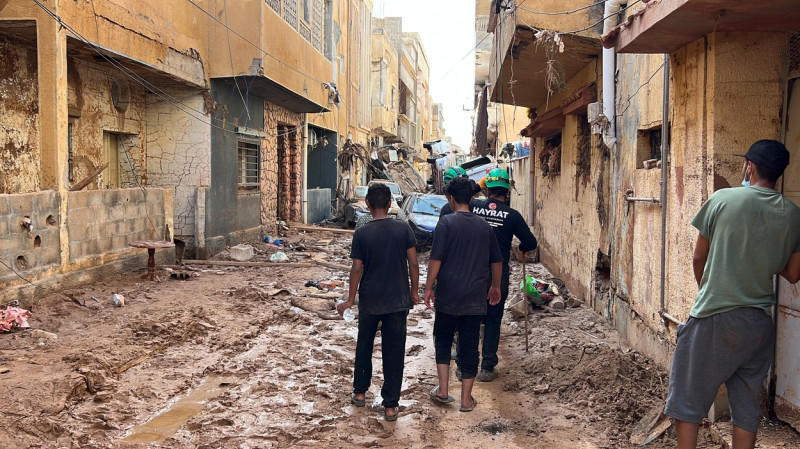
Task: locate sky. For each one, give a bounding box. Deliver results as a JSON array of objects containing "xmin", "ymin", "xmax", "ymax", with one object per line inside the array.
[{"xmin": 375, "ymin": 0, "xmax": 476, "ymax": 152}]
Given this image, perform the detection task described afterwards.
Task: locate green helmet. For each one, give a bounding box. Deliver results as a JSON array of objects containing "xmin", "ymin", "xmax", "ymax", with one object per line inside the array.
[
  {"xmin": 443, "ymin": 166, "xmax": 467, "ymax": 185},
  {"xmin": 485, "ymin": 168, "xmax": 510, "ymax": 189}
]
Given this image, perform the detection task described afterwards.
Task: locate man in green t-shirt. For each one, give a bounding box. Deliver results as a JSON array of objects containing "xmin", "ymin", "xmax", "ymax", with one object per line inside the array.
[{"xmin": 665, "ymin": 140, "xmax": 800, "ymax": 449}]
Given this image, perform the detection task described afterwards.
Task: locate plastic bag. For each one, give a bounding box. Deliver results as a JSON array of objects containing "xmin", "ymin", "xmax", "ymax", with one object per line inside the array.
[
  {"xmin": 269, "ymin": 251, "xmax": 288, "ymax": 262},
  {"xmin": 520, "ymin": 275, "xmax": 557, "ymax": 306}
]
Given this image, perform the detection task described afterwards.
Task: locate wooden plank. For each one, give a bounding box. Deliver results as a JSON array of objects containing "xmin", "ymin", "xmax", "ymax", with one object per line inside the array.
[
  {"xmin": 69, "ymin": 163, "xmax": 109, "ymax": 191},
  {"xmin": 182, "ymin": 259, "xmax": 314, "ymax": 268},
  {"xmin": 289, "ymin": 222, "xmax": 355, "ymax": 234}
]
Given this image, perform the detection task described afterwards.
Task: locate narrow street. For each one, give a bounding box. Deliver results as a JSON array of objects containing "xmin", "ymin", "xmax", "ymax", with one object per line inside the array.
[{"xmin": 1, "ymin": 228, "xmax": 722, "ymax": 449}]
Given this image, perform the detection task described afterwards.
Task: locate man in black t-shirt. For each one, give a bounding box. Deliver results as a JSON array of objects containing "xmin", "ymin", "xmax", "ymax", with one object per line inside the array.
[
  {"xmin": 425, "ymin": 177, "xmax": 502, "ymax": 412},
  {"xmin": 337, "ymin": 183, "xmax": 420, "ymax": 422}
]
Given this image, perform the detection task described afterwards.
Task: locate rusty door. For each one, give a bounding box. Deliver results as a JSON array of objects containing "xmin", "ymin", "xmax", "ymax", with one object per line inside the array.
[{"xmin": 775, "ymin": 77, "xmax": 800, "ymax": 429}]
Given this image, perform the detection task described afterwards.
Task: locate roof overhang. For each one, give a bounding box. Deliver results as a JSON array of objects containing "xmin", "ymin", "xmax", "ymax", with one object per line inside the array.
[
  {"xmin": 214, "ymin": 76, "xmax": 329, "ymax": 114},
  {"xmin": 489, "ymin": 25, "xmax": 601, "ymax": 109},
  {"xmin": 603, "ymin": 0, "xmax": 800, "ymax": 54},
  {"xmin": 520, "ymin": 84, "xmax": 596, "ymax": 138}
]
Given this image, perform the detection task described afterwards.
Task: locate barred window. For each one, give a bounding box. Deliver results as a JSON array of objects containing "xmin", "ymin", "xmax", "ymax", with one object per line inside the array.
[{"xmin": 238, "ymin": 141, "xmax": 260, "ymax": 191}]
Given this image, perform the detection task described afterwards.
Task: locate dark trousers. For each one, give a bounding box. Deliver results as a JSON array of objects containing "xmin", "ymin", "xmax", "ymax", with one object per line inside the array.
[
  {"xmin": 352, "ymin": 310, "xmax": 408, "ymax": 408},
  {"xmin": 434, "ymin": 311, "xmax": 483, "ymax": 379},
  {"xmin": 481, "ymin": 266, "xmax": 510, "ymax": 372}
]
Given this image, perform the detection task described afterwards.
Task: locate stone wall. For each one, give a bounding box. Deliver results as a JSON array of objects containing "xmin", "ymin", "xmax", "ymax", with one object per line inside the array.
[
  {"xmin": 67, "ymin": 188, "xmax": 172, "ymax": 262},
  {"xmin": 262, "ymin": 101, "xmax": 303, "ymax": 235},
  {"xmin": 0, "ymin": 191, "xmax": 60, "ymax": 284}
]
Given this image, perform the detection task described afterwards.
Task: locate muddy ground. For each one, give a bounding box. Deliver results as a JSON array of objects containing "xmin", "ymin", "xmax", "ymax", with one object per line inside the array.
[{"xmin": 1, "ymin": 229, "xmax": 797, "ymax": 448}]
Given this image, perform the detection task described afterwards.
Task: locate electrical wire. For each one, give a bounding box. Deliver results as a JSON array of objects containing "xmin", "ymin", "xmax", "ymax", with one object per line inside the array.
[
  {"xmin": 32, "ymin": 0, "xmax": 309, "ymax": 140},
  {"xmin": 519, "ymin": 0, "xmax": 612, "ymax": 16},
  {"xmin": 616, "ymin": 62, "xmax": 664, "ymax": 118},
  {"xmin": 561, "ymin": 0, "xmax": 642, "ymax": 35}
]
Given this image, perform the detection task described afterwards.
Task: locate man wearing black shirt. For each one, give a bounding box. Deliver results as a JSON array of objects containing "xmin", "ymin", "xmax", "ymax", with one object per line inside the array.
[
  {"xmin": 442, "ymin": 168, "xmax": 538, "ymax": 382},
  {"xmin": 338, "ymin": 183, "xmax": 420, "ymax": 421},
  {"xmin": 425, "ymin": 177, "xmax": 502, "ymax": 412}
]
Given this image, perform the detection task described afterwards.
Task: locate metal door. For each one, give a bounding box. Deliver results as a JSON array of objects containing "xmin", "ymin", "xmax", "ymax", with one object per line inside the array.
[{"xmin": 775, "ymin": 77, "xmax": 800, "ymax": 429}]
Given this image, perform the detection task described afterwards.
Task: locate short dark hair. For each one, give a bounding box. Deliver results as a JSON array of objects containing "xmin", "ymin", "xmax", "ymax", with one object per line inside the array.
[
  {"xmin": 366, "ymin": 183, "xmax": 391, "ymax": 210},
  {"xmin": 446, "ymin": 177, "xmax": 475, "ymax": 205},
  {"xmin": 753, "ymin": 162, "xmax": 783, "ymax": 183},
  {"xmin": 488, "ymin": 186, "xmax": 508, "ymax": 198}
]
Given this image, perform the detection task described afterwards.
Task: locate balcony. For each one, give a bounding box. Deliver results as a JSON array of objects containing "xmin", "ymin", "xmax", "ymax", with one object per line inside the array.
[
  {"xmin": 488, "ymin": 1, "xmax": 603, "ymax": 108},
  {"xmin": 603, "ymin": 0, "xmax": 800, "ymax": 54}
]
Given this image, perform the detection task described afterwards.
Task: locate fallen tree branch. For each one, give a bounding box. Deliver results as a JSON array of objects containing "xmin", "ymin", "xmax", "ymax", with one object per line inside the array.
[
  {"xmin": 181, "ymin": 260, "xmax": 314, "ymax": 268},
  {"xmin": 115, "ymin": 343, "xmax": 170, "ymax": 375}
]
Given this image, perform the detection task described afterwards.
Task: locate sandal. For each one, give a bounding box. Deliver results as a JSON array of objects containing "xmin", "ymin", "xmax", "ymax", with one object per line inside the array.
[
  {"xmin": 459, "ymin": 396, "xmax": 477, "ymax": 412},
  {"xmin": 429, "ymin": 386, "xmax": 455, "ymax": 404},
  {"xmin": 350, "ymin": 392, "xmax": 366, "ymax": 407},
  {"xmin": 384, "ymin": 406, "xmax": 398, "ymax": 422}
]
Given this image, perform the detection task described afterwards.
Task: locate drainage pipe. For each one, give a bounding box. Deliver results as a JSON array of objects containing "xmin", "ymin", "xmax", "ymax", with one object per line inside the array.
[
  {"xmin": 602, "ymin": 0, "xmax": 626, "ymax": 149},
  {"xmin": 657, "ymin": 53, "xmax": 680, "ymax": 326},
  {"xmin": 624, "ymin": 196, "xmax": 660, "ymax": 204}
]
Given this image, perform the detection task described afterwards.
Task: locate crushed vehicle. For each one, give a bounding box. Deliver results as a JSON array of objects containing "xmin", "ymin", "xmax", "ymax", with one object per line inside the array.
[
  {"xmin": 367, "ymin": 180, "xmax": 405, "ymax": 206},
  {"xmin": 397, "ymin": 193, "xmax": 448, "ymax": 250}
]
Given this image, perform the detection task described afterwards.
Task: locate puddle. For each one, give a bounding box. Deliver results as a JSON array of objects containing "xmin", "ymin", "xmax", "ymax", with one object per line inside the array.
[{"xmin": 121, "ymin": 376, "xmax": 233, "ymax": 444}]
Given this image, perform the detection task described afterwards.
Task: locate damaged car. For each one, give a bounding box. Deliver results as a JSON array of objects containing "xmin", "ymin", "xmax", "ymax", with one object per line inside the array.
[
  {"xmin": 345, "ymin": 185, "xmax": 400, "ymax": 228},
  {"xmin": 397, "ymin": 193, "xmax": 448, "ymax": 250}
]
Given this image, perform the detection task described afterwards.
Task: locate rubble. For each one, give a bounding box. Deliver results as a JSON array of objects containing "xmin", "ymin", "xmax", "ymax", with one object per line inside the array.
[{"xmin": 228, "ymin": 244, "xmax": 255, "ymax": 261}]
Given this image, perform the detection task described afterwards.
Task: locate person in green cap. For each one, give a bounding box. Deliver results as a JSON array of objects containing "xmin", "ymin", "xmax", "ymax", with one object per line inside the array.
[{"xmin": 444, "ymin": 167, "xmax": 538, "ymax": 382}]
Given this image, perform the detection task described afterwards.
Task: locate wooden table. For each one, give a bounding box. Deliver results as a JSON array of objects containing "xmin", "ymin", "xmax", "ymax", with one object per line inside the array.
[{"xmin": 129, "ymin": 240, "xmax": 175, "ymax": 280}]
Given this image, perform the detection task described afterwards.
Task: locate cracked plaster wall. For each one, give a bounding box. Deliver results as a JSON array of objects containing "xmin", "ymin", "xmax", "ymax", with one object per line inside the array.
[
  {"xmin": 146, "ymin": 91, "xmax": 211, "ymax": 243},
  {"xmin": 0, "ymin": 35, "xmax": 40, "ymax": 194}
]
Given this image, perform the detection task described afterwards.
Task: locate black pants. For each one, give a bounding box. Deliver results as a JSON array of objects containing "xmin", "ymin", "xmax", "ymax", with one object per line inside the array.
[
  {"xmin": 434, "ymin": 311, "xmax": 483, "ymax": 379},
  {"xmin": 481, "ymin": 266, "xmax": 510, "ymax": 372},
  {"xmin": 352, "ymin": 310, "xmax": 408, "ymax": 408}
]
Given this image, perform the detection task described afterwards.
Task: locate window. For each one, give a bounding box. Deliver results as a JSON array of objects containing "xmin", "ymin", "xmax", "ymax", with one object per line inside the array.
[
  {"xmin": 300, "ymin": 0, "xmax": 311, "ymax": 23},
  {"xmin": 637, "ymin": 126, "xmax": 662, "ymax": 169},
  {"xmin": 539, "ymin": 133, "xmax": 562, "ymax": 177},
  {"xmin": 323, "ymin": 0, "xmax": 333, "ymax": 60},
  {"xmin": 238, "ymin": 140, "xmax": 260, "ymax": 191},
  {"xmin": 379, "ymin": 61, "xmax": 387, "ymax": 106},
  {"xmin": 399, "ymin": 81, "xmax": 408, "ymax": 116}
]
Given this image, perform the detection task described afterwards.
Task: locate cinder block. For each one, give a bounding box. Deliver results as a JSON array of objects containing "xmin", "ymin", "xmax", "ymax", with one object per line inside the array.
[
  {"xmin": 69, "ymin": 241, "xmax": 83, "ymax": 261},
  {"xmin": 0, "ymin": 220, "xmax": 8, "ymax": 236},
  {"xmin": 69, "ymin": 191, "xmax": 89, "ymax": 209},
  {"xmin": 229, "ymin": 244, "xmax": 254, "ymax": 261},
  {"xmin": 87, "ymin": 191, "xmax": 104, "ymax": 207},
  {"xmin": 10, "ymin": 194, "xmax": 33, "ymax": 215},
  {"xmin": 110, "ymin": 206, "xmax": 125, "ymax": 221},
  {"xmin": 97, "ymin": 237, "xmax": 113, "ymax": 253},
  {"xmin": 68, "ymin": 207, "xmax": 95, "ymax": 228},
  {"xmin": 0, "ymin": 196, "xmax": 9, "ymax": 215},
  {"xmin": 111, "ymin": 235, "xmax": 128, "ymax": 250},
  {"xmin": 103, "ymin": 190, "xmax": 119, "ymax": 207}
]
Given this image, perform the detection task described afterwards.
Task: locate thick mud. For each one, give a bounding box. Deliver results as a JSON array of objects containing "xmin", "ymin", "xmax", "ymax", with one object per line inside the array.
[{"xmin": 0, "ymin": 230, "xmax": 795, "ymax": 448}]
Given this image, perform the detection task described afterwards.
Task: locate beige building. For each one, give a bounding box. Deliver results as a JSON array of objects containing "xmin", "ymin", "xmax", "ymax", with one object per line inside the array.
[
  {"xmin": 484, "ymin": 0, "xmax": 800, "ymax": 428},
  {"xmin": 0, "ymin": 0, "xmax": 378, "ymax": 301}
]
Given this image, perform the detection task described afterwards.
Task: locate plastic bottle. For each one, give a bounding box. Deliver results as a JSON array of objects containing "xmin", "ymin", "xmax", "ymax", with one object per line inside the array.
[{"xmin": 336, "ymin": 300, "xmax": 356, "ymax": 322}]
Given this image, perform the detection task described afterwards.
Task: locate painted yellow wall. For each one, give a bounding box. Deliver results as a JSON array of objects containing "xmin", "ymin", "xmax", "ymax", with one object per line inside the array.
[{"xmin": 513, "ymin": 0, "xmax": 604, "ymax": 40}]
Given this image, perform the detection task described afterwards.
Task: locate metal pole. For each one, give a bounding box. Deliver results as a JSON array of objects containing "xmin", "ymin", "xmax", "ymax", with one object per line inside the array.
[
  {"xmin": 523, "ymin": 252, "xmax": 529, "ymax": 352},
  {"xmin": 659, "ymin": 52, "xmax": 671, "ymax": 318}
]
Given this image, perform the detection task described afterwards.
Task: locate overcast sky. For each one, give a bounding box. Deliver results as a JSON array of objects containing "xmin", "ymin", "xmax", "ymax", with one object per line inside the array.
[{"xmin": 375, "ymin": 0, "xmax": 476, "ymax": 152}]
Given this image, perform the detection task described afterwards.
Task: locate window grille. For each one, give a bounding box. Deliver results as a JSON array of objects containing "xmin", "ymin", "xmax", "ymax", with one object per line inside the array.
[{"xmin": 238, "ymin": 141, "xmax": 260, "ymax": 191}]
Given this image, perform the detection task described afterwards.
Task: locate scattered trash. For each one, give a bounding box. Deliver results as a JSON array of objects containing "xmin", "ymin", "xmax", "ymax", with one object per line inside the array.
[
  {"xmin": 520, "ymin": 275, "xmax": 559, "ymax": 306},
  {"xmin": 229, "ymin": 244, "xmax": 255, "ymax": 261},
  {"xmin": 112, "ymin": 294, "xmax": 126, "ymax": 307},
  {"xmin": 304, "ymin": 281, "xmax": 320, "ymax": 289},
  {"xmin": 1, "ymin": 305, "xmax": 31, "ymax": 332},
  {"xmin": 506, "ymin": 294, "xmax": 531, "ymax": 319},
  {"xmin": 289, "ymin": 306, "xmax": 303, "ymax": 315},
  {"xmin": 31, "ymin": 329, "xmax": 58, "ymax": 340},
  {"xmin": 318, "ymin": 280, "xmax": 342, "ymax": 290},
  {"xmin": 269, "ymin": 251, "xmax": 289, "ymax": 262},
  {"xmin": 90, "ymin": 297, "xmax": 101, "ymax": 303},
  {"xmin": 170, "ymin": 272, "xmax": 191, "ymax": 280}
]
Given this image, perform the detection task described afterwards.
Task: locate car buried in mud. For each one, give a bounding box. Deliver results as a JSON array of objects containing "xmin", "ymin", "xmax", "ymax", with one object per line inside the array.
[{"xmin": 397, "ymin": 193, "xmax": 448, "ymax": 250}]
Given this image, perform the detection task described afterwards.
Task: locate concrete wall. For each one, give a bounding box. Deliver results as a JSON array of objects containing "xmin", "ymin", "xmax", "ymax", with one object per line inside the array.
[
  {"xmin": 0, "ymin": 34, "xmax": 40, "ymax": 194},
  {"xmin": 0, "ymin": 191, "xmax": 60, "ymax": 284},
  {"xmin": 513, "ymin": 0, "xmax": 605, "ymax": 39},
  {"xmin": 67, "ymin": 188, "xmax": 172, "ymax": 262}
]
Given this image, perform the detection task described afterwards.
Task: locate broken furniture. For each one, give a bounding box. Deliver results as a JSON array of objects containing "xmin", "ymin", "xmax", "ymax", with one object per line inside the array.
[{"xmin": 129, "ymin": 240, "xmax": 175, "ymax": 280}]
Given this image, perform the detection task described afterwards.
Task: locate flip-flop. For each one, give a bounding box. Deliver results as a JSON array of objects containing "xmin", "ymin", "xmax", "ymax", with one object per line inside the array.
[
  {"xmin": 350, "ymin": 393, "xmax": 366, "ymax": 407},
  {"xmin": 429, "ymin": 386, "xmax": 455, "ymax": 404},
  {"xmin": 459, "ymin": 396, "xmax": 477, "ymax": 412},
  {"xmin": 384, "ymin": 406, "xmax": 398, "ymax": 422}
]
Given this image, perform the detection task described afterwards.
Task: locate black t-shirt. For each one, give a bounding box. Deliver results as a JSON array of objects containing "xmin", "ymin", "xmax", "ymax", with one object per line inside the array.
[
  {"xmin": 441, "ymin": 198, "xmax": 537, "ymax": 267},
  {"xmin": 350, "ymin": 218, "xmax": 416, "ymax": 315},
  {"xmin": 430, "ymin": 212, "xmax": 502, "ymax": 316}
]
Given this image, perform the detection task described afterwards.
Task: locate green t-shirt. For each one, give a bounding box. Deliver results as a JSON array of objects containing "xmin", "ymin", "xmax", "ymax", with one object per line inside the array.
[{"xmin": 691, "ymin": 186, "xmax": 800, "ymax": 318}]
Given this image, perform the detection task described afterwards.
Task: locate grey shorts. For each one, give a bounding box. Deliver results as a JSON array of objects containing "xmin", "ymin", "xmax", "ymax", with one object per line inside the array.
[{"xmin": 664, "ymin": 307, "xmax": 774, "ymax": 433}]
